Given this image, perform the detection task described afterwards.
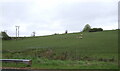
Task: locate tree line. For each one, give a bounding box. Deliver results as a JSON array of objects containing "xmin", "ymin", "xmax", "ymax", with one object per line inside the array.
[{"xmin": 82, "ymin": 24, "xmax": 103, "ymax": 32}]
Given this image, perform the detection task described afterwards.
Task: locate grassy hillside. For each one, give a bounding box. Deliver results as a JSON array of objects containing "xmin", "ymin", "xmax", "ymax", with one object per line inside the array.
[{"xmin": 2, "ymin": 30, "xmax": 118, "ymax": 69}]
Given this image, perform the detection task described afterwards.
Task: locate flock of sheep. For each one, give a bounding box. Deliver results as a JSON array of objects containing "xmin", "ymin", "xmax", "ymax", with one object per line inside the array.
[{"xmin": 77, "ymin": 33, "xmax": 83, "ymax": 39}]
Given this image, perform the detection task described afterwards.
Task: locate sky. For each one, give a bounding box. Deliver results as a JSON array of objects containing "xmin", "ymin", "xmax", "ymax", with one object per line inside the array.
[{"xmin": 0, "ymin": 0, "xmax": 119, "ymax": 37}]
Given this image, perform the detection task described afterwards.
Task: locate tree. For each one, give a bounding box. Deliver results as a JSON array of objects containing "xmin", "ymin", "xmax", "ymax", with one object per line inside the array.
[
  {"xmin": 82, "ymin": 24, "xmax": 91, "ymax": 32},
  {"xmin": 32, "ymin": 32, "xmax": 35, "ymax": 37},
  {"xmin": 1, "ymin": 32, "xmax": 11, "ymax": 40},
  {"xmin": 65, "ymin": 30, "xmax": 68, "ymax": 34}
]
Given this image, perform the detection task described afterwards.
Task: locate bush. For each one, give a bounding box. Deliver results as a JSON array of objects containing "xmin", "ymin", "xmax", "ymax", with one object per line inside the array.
[
  {"xmin": 1, "ymin": 32, "xmax": 11, "ymax": 40},
  {"xmin": 89, "ymin": 28, "xmax": 103, "ymax": 32}
]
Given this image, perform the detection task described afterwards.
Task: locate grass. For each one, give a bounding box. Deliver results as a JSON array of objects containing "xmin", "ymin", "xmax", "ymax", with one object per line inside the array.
[
  {"xmin": 2, "ymin": 30, "xmax": 118, "ymax": 69},
  {"xmin": 32, "ymin": 58, "xmax": 118, "ymax": 69},
  {"xmin": 1, "ymin": 58, "xmax": 118, "ymax": 69}
]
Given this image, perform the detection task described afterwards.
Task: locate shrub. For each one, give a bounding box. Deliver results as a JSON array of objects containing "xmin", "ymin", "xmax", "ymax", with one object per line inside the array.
[
  {"xmin": 89, "ymin": 28, "xmax": 103, "ymax": 32},
  {"xmin": 1, "ymin": 32, "xmax": 11, "ymax": 40}
]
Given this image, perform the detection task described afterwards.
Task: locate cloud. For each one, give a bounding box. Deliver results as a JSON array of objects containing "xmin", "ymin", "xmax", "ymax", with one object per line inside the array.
[
  {"xmin": 56, "ymin": 1, "xmax": 118, "ymax": 30},
  {"xmin": 0, "ymin": 0, "xmax": 118, "ymax": 36}
]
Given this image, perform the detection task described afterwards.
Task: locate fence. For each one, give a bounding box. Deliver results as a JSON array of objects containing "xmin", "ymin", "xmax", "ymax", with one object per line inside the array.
[{"xmin": 0, "ymin": 59, "xmax": 32, "ymax": 66}]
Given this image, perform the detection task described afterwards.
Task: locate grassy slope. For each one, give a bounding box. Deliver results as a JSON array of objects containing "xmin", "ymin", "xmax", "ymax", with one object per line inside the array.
[
  {"xmin": 2, "ymin": 30, "xmax": 118, "ymax": 69},
  {"xmin": 3, "ymin": 30, "xmax": 118, "ymax": 49}
]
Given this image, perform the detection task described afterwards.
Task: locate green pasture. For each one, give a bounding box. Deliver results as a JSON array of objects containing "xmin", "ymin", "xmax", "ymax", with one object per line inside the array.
[{"xmin": 2, "ymin": 30, "xmax": 118, "ymax": 69}]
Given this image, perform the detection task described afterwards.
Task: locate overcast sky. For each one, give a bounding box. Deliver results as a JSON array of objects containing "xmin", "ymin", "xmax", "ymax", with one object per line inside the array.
[{"xmin": 0, "ymin": 0, "xmax": 119, "ymax": 37}]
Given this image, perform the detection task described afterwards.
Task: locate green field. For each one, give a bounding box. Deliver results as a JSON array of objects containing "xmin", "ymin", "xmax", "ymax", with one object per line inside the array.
[{"xmin": 2, "ymin": 30, "xmax": 118, "ymax": 69}]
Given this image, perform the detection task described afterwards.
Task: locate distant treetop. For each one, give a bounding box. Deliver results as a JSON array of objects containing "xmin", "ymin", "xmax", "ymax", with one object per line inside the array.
[{"xmin": 82, "ymin": 24, "xmax": 91, "ymax": 32}]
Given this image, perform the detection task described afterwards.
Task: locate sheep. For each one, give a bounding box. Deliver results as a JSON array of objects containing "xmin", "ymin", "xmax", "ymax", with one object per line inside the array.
[
  {"xmin": 76, "ymin": 33, "xmax": 83, "ymax": 39},
  {"xmin": 80, "ymin": 36, "xmax": 83, "ymax": 39},
  {"xmin": 80, "ymin": 34, "xmax": 83, "ymax": 36},
  {"xmin": 77, "ymin": 36, "xmax": 83, "ymax": 39}
]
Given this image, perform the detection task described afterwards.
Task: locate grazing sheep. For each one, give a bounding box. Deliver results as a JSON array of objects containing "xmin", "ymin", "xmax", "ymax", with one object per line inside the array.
[
  {"xmin": 80, "ymin": 34, "xmax": 83, "ymax": 36},
  {"xmin": 77, "ymin": 36, "xmax": 83, "ymax": 39},
  {"xmin": 76, "ymin": 33, "xmax": 83, "ymax": 39},
  {"xmin": 80, "ymin": 36, "xmax": 83, "ymax": 39}
]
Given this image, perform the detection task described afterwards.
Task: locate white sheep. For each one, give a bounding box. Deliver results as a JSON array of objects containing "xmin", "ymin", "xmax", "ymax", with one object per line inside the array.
[
  {"xmin": 80, "ymin": 34, "xmax": 83, "ymax": 36},
  {"xmin": 80, "ymin": 36, "xmax": 83, "ymax": 39},
  {"xmin": 77, "ymin": 36, "xmax": 83, "ymax": 39}
]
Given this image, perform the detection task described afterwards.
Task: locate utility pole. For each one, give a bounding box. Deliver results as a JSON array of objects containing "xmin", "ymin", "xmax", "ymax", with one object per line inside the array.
[
  {"xmin": 15, "ymin": 26, "xmax": 18, "ymax": 39},
  {"xmin": 15, "ymin": 26, "xmax": 20, "ymax": 39},
  {"xmin": 18, "ymin": 26, "xmax": 20, "ymax": 38}
]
